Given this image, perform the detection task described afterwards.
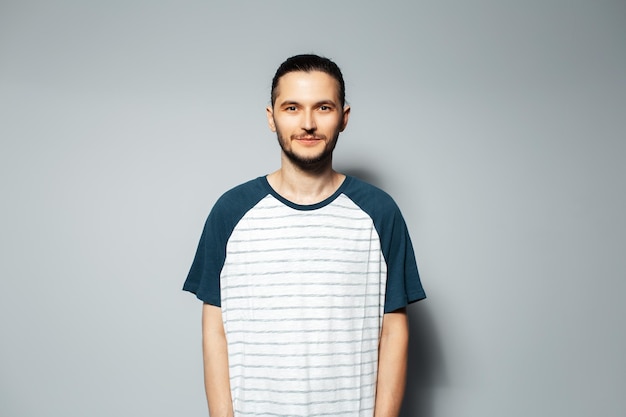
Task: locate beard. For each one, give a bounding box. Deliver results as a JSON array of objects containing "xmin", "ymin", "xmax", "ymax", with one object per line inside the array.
[{"xmin": 276, "ymin": 130, "xmax": 341, "ymax": 171}]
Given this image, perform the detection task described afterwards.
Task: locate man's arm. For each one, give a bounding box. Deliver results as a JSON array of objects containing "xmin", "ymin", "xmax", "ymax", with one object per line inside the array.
[
  {"xmin": 202, "ymin": 303, "xmax": 234, "ymax": 417},
  {"xmin": 374, "ymin": 307, "xmax": 409, "ymax": 417}
]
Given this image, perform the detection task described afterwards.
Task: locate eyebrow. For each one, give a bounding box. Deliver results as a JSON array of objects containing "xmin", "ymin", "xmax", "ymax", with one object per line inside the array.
[{"xmin": 279, "ymin": 99, "xmax": 337, "ymax": 107}]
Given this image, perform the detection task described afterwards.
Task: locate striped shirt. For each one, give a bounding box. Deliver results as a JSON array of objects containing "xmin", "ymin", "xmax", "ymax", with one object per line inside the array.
[{"xmin": 184, "ymin": 176, "xmax": 425, "ymax": 417}]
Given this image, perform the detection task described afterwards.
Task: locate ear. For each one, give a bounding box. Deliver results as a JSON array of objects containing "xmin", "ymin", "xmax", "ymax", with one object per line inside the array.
[
  {"xmin": 266, "ymin": 105, "xmax": 276, "ymax": 132},
  {"xmin": 339, "ymin": 105, "xmax": 351, "ymax": 132}
]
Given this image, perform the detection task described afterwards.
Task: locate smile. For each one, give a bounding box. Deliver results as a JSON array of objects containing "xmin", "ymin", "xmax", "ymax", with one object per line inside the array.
[{"xmin": 293, "ymin": 135, "xmax": 324, "ymax": 141}]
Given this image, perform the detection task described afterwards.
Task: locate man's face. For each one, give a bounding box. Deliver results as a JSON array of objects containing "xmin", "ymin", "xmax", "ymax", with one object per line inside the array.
[{"xmin": 267, "ymin": 71, "xmax": 350, "ymax": 169}]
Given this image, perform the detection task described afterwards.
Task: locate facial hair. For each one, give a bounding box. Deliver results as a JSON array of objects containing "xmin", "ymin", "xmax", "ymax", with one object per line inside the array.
[{"xmin": 276, "ymin": 131, "xmax": 340, "ymax": 171}]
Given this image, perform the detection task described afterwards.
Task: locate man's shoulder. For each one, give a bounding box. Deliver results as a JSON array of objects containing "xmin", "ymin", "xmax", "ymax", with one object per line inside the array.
[
  {"xmin": 220, "ymin": 176, "xmax": 266, "ymax": 198},
  {"xmin": 210, "ymin": 176, "xmax": 269, "ymax": 217},
  {"xmin": 343, "ymin": 175, "xmax": 399, "ymax": 213}
]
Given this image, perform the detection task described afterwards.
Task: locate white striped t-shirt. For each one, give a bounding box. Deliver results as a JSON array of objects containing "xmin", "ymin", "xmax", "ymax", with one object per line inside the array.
[{"xmin": 184, "ymin": 175, "xmax": 425, "ymax": 417}]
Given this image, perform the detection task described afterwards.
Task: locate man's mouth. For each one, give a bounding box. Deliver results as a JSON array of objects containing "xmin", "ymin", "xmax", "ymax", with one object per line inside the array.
[{"xmin": 293, "ymin": 135, "xmax": 324, "ymax": 141}]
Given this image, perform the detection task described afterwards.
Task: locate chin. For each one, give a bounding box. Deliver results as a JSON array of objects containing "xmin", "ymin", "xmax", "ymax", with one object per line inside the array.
[
  {"xmin": 285, "ymin": 150, "xmax": 332, "ymax": 168},
  {"xmin": 277, "ymin": 133, "xmax": 338, "ymax": 168}
]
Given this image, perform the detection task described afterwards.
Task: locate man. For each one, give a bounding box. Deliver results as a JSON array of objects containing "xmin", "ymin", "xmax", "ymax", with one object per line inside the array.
[{"xmin": 184, "ymin": 54, "xmax": 426, "ymax": 417}]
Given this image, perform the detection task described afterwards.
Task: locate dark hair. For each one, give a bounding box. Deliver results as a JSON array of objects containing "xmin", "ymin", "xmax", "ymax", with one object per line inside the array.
[{"xmin": 270, "ymin": 54, "xmax": 346, "ymax": 107}]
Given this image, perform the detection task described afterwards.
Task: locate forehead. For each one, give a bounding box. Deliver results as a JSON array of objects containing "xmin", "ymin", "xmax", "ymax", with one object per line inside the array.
[{"xmin": 274, "ymin": 71, "xmax": 341, "ymax": 104}]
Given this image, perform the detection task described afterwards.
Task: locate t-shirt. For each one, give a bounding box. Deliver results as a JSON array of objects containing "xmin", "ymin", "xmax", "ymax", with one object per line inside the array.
[{"xmin": 184, "ymin": 175, "xmax": 425, "ymax": 417}]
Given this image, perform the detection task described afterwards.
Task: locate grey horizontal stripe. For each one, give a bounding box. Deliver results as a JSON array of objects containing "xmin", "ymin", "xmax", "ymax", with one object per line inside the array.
[
  {"xmin": 229, "ymin": 350, "xmax": 378, "ymax": 359},
  {"xmin": 235, "ymin": 223, "xmax": 372, "ymax": 234},
  {"xmin": 224, "ymin": 280, "xmax": 378, "ymax": 291},
  {"xmin": 223, "ymin": 304, "xmax": 380, "ymax": 313},
  {"xmin": 236, "ymin": 406, "xmax": 374, "ymax": 417},
  {"xmin": 227, "ymin": 246, "xmax": 379, "ymax": 255},
  {"xmin": 230, "ymin": 369, "xmax": 378, "ymax": 382},
  {"xmin": 245, "ymin": 214, "xmax": 373, "ymax": 224},
  {"xmin": 231, "ymin": 368, "xmax": 377, "ymax": 383},
  {"xmin": 227, "ymin": 336, "xmax": 380, "ymax": 346},
  {"xmin": 228, "ymin": 336, "xmax": 379, "ymax": 347},
  {"xmin": 222, "ymin": 292, "xmax": 380, "ymax": 303},
  {"xmin": 232, "ymin": 395, "xmax": 372, "ymax": 408},
  {"xmin": 225, "ymin": 314, "xmax": 380, "ymax": 323},
  {"xmin": 237, "ymin": 384, "xmax": 368, "ymax": 395},
  {"xmin": 225, "ymin": 326, "xmax": 379, "ymax": 335},
  {"xmin": 224, "ymin": 257, "xmax": 377, "ymax": 266},
  {"xmin": 222, "ymin": 269, "xmax": 381, "ymax": 279},
  {"xmin": 228, "ymin": 234, "xmax": 376, "ymax": 244},
  {"xmin": 227, "ymin": 357, "xmax": 377, "ymax": 369}
]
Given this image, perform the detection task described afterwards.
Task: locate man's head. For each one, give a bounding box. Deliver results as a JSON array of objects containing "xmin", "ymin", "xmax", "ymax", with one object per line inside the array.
[
  {"xmin": 271, "ymin": 54, "xmax": 346, "ymax": 108},
  {"xmin": 267, "ymin": 54, "xmax": 350, "ymax": 171}
]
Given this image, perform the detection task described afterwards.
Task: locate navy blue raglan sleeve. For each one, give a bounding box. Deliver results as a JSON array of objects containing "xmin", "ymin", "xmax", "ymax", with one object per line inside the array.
[
  {"xmin": 182, "ymin": 196, "xmax": 233, "ymax": 306},
  {"xmin": 343, "ymin": 177, "xmax": 426, "ymax": 313},
  {"xmin": 380, "ymin": 198, "xmax": 426, "ymax": 313},
  {"xmin": 183, "ymin": 178, "xmax": 268, "ymax": 306}
]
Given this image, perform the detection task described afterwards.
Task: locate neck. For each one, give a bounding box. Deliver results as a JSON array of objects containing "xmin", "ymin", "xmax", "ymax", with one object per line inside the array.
[{"xmin": 266, "ymin": 155, "xmax": 345, "ymax": 205}]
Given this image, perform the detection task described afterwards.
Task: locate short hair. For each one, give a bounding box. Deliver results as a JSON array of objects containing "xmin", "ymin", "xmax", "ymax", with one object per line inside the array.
[{"xmin": 271, "ymin": 54, "xmax": 346, "ymax": 107}]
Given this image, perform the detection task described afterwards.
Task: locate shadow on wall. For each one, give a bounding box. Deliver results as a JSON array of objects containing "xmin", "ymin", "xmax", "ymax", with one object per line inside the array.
[
  {"xmin": 339, "ymin": 166, "xmax": 381, "ymax": 186},
  {"xmin": 401, "ymin": 303, "xmax": 445, "ymax": 417},
  {"xmin": 340, "ymin": 166, "xmax": 446, "ymax": 417}
]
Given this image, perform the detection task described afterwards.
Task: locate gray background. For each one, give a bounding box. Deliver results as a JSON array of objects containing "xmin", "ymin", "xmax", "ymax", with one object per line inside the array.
[{"xmin": 1, "ymin": 1, "xmax": 624, "ymax": 416}]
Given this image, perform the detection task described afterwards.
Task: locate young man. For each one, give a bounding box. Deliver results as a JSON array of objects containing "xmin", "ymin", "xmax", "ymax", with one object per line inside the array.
[{"xmin": 184, "ymin": 54, "xmax": 426, "ymax": 417}]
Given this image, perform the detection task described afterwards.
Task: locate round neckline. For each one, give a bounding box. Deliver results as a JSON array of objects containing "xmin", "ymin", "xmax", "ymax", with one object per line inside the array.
[{"xmin": 260, "ymin": 175, "xmax": 351, "ymax": 211}]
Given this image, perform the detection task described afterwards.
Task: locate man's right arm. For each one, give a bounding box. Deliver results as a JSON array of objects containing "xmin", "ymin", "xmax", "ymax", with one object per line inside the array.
[{"xmin": 202, "ymin": 303, "xmax": 234, "ymax": 417}]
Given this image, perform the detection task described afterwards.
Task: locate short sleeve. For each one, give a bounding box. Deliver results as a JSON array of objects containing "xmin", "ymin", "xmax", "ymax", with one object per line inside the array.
[
  {"xmin": 341, "ymin": 176, "xmax": 426, "ymax": 313},
  {"xmin": 381, "ymin": 205, "xmax": 426, "ymax": 313},
  {"xmin": 182, "ymin": 178, "xmax": 269, "ymax": 306},
  {"xmin": 182, "ymin": 202, "xmax": 231, "ymax": 306}
]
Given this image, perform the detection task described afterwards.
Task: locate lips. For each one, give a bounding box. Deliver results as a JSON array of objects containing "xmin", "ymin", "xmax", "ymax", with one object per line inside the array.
[{"xmin": 293, "ymin": 135, "xmax": 324, "ymax": 141}]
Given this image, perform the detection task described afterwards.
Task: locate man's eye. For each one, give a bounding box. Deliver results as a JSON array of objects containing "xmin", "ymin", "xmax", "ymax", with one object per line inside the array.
[
  {"xmin": 286, "ymin": 106, "xmax": 297, "ymax": 111},
  {"xmin": 319, "ymin": 106, "xmax": 331, "ymax": 111}
]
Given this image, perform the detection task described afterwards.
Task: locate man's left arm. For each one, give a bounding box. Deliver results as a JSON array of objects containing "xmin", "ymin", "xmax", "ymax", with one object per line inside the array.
[{"xmin": 374, "ymin": 307, "xmax": 409, "ymax": 417}]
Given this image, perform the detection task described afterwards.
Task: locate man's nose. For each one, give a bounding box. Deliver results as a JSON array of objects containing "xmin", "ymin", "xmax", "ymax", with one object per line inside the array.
[{"xmin": 302, "ymin": 110, "xmax": 317, "ymax": 131}]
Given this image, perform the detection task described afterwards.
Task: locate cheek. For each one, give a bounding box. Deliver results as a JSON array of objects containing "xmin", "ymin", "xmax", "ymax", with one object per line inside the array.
[
  {"xmin": 273, "ymin": 117, "xmax": 297, "ymax": 133},
  {"xmin": 322, "ymin": 117, "xmax": 345, "ymax": 132}
]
